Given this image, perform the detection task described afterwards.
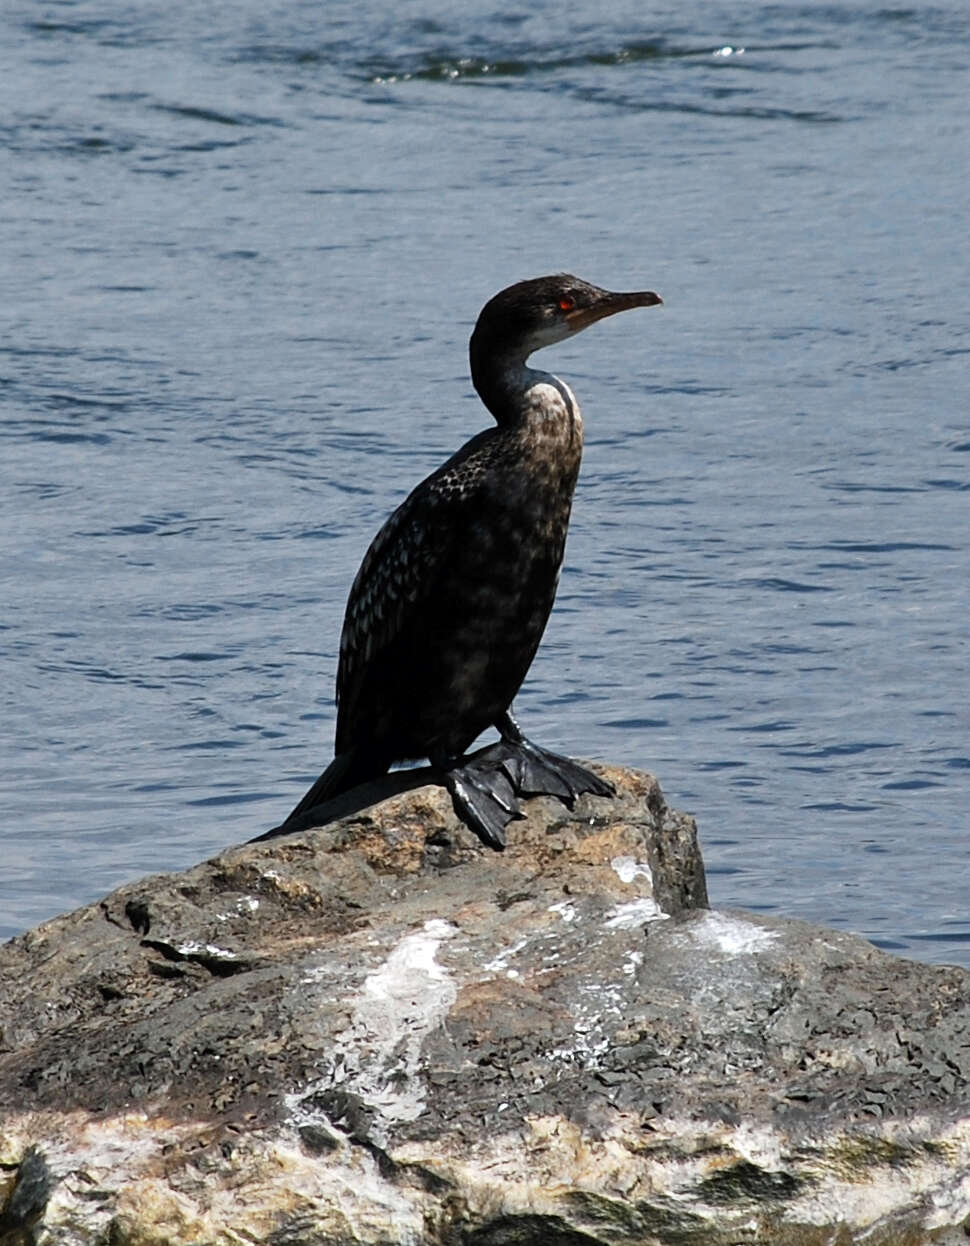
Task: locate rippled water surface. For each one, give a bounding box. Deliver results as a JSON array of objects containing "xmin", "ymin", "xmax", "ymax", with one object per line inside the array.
[{"xmin": 2, "ymin": 0, "xmax": 968, "ymax": 961}]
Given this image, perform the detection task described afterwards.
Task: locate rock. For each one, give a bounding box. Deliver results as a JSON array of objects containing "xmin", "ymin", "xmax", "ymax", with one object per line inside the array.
[{"xmin": 1, "ymin": 764, "xmax": 969, "ymax": 1245}]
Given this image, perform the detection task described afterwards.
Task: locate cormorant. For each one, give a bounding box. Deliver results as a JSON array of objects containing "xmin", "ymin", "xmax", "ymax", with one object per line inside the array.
[{"xmin": 278, "ymin": 274, "xmax": 662, "ymax": 849}]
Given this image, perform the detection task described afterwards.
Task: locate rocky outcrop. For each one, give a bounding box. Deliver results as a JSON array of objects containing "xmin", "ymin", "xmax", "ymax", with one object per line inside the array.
[{"xmin": 1, "ymin": 765, "xmax": 969, "ymax": 1245}]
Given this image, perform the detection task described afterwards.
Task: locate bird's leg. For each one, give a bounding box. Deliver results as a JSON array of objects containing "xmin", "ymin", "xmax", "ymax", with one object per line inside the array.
[{"xmin": 495, "ymin": 709, "xmax": 615, "ymax": 802}]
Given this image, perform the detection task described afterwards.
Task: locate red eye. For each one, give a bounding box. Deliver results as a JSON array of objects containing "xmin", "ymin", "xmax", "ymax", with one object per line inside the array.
[{"xmin": 559, "ymin": 297, "xmax": 575, "ymax": 311}]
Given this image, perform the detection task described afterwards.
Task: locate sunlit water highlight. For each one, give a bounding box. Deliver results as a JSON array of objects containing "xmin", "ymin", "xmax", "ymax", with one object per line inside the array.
[{"xmin": 2, "ymin": 0, "xmax": 968, "ymax": 963}]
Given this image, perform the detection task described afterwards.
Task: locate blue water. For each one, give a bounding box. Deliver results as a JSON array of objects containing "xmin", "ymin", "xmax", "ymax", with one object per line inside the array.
[{"xmin": 2, "ymin": 1, "xmax": 968, "ymax": 963}]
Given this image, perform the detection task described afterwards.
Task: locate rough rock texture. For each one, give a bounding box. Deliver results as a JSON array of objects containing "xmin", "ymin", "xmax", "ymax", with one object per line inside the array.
[{"xmin": 1, "ymin": 765, "xmax": 969, "ymax": 1245}]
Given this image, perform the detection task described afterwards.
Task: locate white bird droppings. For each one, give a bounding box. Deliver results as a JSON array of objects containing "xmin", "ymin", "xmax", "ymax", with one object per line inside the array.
[
  {"xmin": 340, "ymin": 919, "xmax": 458, "ymax": 1124},
  {"xmin": 611, "ymin": 855, "xmax": 654, "ymax": 887},
  {"xmin": 605, "ymin": 898, "xmax": 667, "ymax": 929},
  {"xmin": 692, "ymin": 911, "xmax": 778, "ymax": 956}
]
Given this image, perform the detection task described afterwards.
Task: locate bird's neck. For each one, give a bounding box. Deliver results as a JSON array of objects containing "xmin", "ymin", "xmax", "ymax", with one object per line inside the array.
[{"xmin": 470, "ymin": 339, "xmax": 579, "ymax": 431}]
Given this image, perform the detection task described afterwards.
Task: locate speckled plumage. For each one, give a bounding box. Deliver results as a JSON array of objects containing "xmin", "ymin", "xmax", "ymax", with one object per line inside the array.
[
  {"xmin": 339, "ymin": 386, "xmax": 581, "ymax": 760},
  {"xmin": 282, "ymin": 275, "xmax": 662, "ymax": 839}
]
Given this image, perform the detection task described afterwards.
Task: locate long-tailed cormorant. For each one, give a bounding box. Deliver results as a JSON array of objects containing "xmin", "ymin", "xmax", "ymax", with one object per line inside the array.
[{"xmin": 278, "ymin": 274, "xmax": 662, "ymax": 849}]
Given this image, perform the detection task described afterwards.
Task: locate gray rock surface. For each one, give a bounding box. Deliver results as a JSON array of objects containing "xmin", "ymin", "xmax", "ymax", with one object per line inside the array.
[{"xmin": 1, "ymin": 765, "xmax": 969, "ymax": 1245}]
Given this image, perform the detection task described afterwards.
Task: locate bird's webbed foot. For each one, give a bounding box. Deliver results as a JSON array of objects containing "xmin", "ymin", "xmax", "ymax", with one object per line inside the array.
[
  {"xmin": 496, "ymin": 710, "xmax": 615, "ymax": 803},
  {"xmin": 441, "ymin": 754, "xmax": 524, "ymax": 851},
  {"xmin": 438, "ymin": 714, "xmax": 614, "ymax": 852}
]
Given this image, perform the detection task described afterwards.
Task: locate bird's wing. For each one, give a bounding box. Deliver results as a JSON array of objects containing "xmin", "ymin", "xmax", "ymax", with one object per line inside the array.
[{"xmin": 334, "ymin": 428, "xmax": 499, "ymax": 749}]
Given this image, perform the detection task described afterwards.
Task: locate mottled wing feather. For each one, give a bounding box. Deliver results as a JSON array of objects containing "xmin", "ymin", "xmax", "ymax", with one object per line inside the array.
[
  {"xmin": 336, "ymin": 495, "xmax": 445, "ymax": 704},
  {"xmin": 334, "ymin": 429, "xmax": 500, "ymax": 751}
]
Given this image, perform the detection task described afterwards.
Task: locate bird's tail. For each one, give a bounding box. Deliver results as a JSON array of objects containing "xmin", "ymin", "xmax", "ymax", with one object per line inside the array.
[
  {"xmin": 250, "ymin": 746, "xmax": 393, "ymax": 845},
  {"xmin": 283, "ymin": 753, "xmax": 354, "ymax": 825},
  {"xmin": 279, "ymin": 747, "xmax": 391, "ymax": 828}
]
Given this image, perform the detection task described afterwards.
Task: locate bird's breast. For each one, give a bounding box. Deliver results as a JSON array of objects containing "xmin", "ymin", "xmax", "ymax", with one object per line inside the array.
[
  {"xmin": 459, "ymin": 383, "xmax": 584, "ymax": 611},
  {"xmin": 513, "ymin": 378, "xmax": 584, "ymax": 515}
]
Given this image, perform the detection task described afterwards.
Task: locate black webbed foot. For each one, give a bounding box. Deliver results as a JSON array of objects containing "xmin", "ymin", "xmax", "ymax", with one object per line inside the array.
[
  {"xmin": 499, "ymin": 737, "xmax": 615, "ymax": 803},
  {"xmin": 439, "ymin": 714, "xmax": 614, "ymax": 851},
  {"xmin": 495, "ymin": 709, "xmax": 614, "ymax": 803},
  {"xmin": 442, "ymin": 752, "xmax": 524, "ymax": 851}
]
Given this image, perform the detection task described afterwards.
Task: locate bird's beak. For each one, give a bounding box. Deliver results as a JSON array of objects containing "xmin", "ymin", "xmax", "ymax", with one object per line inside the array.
[{"xmin": 565, "ymin": 288, "xmax": 663, "ymax": 332}]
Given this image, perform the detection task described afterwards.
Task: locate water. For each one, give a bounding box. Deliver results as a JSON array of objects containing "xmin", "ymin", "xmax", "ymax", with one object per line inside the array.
[{"xmin": 2, "ymin": 0, "xmax": 968, "ymax": 963}]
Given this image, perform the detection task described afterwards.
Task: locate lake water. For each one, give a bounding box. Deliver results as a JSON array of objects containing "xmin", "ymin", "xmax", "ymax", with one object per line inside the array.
[{"xmin": 2, "ymin": 0, "xmax": 968, "ymax": 964}]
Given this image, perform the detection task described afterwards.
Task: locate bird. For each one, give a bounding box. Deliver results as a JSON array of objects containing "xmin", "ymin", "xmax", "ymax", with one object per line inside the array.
[{"xmin": 276, "ymin": 274, "xmax": 662, "ymax": 849}]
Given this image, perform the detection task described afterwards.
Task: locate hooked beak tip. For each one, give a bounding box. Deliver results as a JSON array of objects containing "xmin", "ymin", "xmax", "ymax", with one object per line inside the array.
[{"xmin": 624, "ymin": 291, "xmax": 663, "ymax": 310}]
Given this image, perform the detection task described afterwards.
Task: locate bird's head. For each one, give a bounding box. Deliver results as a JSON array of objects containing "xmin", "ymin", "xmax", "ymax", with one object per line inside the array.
[{"xmin": 472, "ymin": 274, "xmax": 663, "ymax": 360}]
